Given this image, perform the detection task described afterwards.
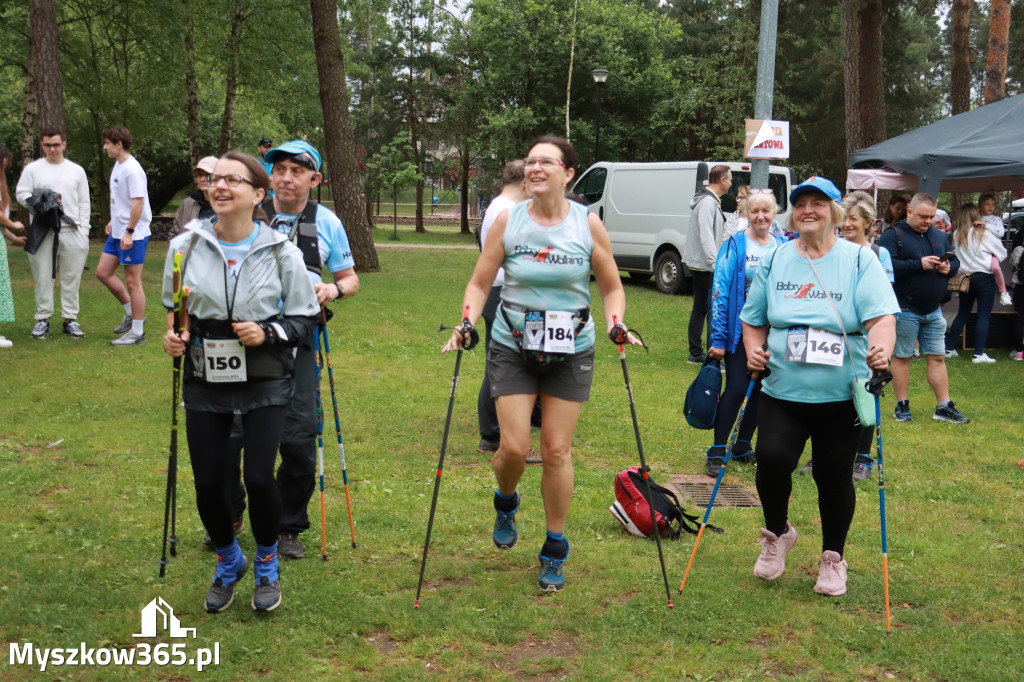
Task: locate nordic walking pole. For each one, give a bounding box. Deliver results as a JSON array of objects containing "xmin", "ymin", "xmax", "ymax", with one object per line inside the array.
[
  {"xmin": 160, "ymin": 252, "xmax": 186, "ymax": 577},
  {"xmin": 415, "ymin": 307, "xmax": 478, "ymax": 608},
  {"xmin": 866, "ymin": 366, "xmax": 894, "ymax": 633},
  {"xmin": 314, "ymin": 327, "xmax": 328, "ymax": 561},
  {"xmin": 610, "ymin": 316, "xmax": 673, "ymax": 609},
  {"xmin": 320, "ymin": 307, "xmax": 356, "ymax": 549},
  {"xmin": 678, "ymin": 366, "xmax": 763, "ymax": 594}
]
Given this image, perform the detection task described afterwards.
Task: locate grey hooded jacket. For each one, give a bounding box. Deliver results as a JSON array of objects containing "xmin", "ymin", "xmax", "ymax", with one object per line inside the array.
[{"xmin": 682, "ymin": 188, "xmax": 725, "ymax": 272}]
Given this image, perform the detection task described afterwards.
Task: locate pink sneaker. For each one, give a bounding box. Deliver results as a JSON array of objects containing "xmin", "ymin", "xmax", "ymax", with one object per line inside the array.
[
  {"xmin": 753, "ymin": 522, "xmax": 797, "ymax": 580},
  {"xmin": 813, "ymin": 550, "xmax": 849, "ymax": 596}
]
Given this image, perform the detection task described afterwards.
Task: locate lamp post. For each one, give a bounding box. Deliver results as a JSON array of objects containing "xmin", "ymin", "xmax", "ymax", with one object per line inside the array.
[{"xmin": 592, "ymin": 68, "xmax": 609, "ymax": 163}]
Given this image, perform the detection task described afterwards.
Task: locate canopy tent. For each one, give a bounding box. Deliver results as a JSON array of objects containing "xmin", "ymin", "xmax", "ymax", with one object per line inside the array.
[{"xmin": 848, "ymin": 93, "xmax": 1024, "ymax": 197}]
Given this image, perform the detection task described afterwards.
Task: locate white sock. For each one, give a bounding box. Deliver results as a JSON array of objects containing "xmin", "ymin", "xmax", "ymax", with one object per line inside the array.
[
  {"xmin": 123, "ymin": 302, "xmax": 132, "ymax": 314},
  {"xmin": 131, "ymin": 319, "xmax": 145, "ymax": 335}
]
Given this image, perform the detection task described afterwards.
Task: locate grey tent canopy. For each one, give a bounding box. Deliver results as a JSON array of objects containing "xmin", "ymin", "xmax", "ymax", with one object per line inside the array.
[{"xmin": 849, "ymin": 93, "xmax": 1024, "ymax": 197}]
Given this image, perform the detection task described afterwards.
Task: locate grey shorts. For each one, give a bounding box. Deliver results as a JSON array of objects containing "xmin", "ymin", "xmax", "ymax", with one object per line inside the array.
[{"xmin": 487, "ymin": 341, "xmax": 596, "ymax": 403}]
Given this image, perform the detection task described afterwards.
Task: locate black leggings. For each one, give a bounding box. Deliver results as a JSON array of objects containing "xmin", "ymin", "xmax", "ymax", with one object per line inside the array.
[
  {"xmin": 755, "ymin": 394, "xmax": 860, "ymax": 556},
  {"xmin": 186, "ymin": 406, "xmax": 286, "ymax": 547},
  {"xmin": 712, "ymin": 338, "xmax": 761, "ymax": 447}
]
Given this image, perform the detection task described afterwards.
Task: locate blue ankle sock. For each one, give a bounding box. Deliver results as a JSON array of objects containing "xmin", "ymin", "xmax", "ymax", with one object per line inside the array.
[
  {"xmin": 255, "ymin": 541, "xmax": 279, "ymax": 583},
  {"xmin": 541, "ymin": 531, "xmax": 569, "ymax": 560}
]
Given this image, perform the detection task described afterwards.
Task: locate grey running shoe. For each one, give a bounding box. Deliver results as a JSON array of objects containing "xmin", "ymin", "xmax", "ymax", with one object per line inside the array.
[
  {"xmin": 31, "ymin": 320, "xmax": 50, "ymax": 339},
  {"xmin": 62, "ymin": 320, "xmax": 85, "ymax": 338},
  {"xmin": 206, "ymin": 554, "xmax": 248, "ymax": 614},
  {"xmin": 525, "ymin": 448, "xmax": 542, "ymax": 464},
  {"xmin": 852, "ymin": 455, "xmax": 874, "ymax": 482},
  {"xmin": 279, "ymin": 532, "xmax": 304, "ymax": 559},
  {"xmin": 933, "ymin": 401, "xmax": 969, "ymax": 424},
  {"xmin": 112, "ymin": 312, "xmax": 132, "ymax": 334},
  {"xmin": 493, "ymin": 491, "xmax": 520, "ymax": 549},
  {"xmin": 893, "ymin": 401, "xmax": 913, "ymax": 422},
  {"xmin": 477, "ymin": 437, "xmax": 499, "ymax": 454},
  {"xmin": 202, "ymin": 517, "xmax": 245, "ymax": 549},
  {"xmin": 111, "ymin": 330, "xmax": 146, "ymax": 346},
  {"xmin": 252, "ymin": 576, "xmax": 282, "ymax": 612},
  {"xmin": 797, "ymin": 460, "xmax": 813, "ymax": 475},
  {"xmin": 538, "ymin": 554, "xmax": 567, "ymax": 592}
]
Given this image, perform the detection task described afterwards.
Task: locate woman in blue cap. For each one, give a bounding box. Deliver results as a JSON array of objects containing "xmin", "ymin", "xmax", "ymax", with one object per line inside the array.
[{"xmin": 739, "ymin": 176, "xmax": 899, "ymax": 596}]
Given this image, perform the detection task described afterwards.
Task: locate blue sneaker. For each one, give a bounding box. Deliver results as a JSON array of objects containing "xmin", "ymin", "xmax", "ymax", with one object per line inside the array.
[
  {"xmin": 538, "ymin": 540, "xmax": 569, "ymax": 592},
  {"xmin": 252, "ymin": 543, "xmax": 281, "ymax": 612},
  {"xmin": 933, "ymin": 401, "xmax": 969, "ymax": 424},
  {"xmin": 206, "ymin": 541, "xmax": 248, "ymax": 613},
  {"xmin": 493, "ymin": 491, "xmax": 520, "ymax": 549},
  {"xmin": 893, "ymin": 401, "xmax": 913, "ymax": 422}
]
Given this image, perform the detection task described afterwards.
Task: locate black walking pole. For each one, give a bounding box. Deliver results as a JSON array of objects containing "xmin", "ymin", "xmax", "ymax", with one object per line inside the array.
[
  {"xmin": 160, "ymin": 252, "xmax": 187, "ymax": 577},
  {"xmin": 610, "ymin": 318, "xmax": 673, "ymax": 609},
  {"xmin": 415, "ymin": 308, "xmax": 478, "ymax": 608}
]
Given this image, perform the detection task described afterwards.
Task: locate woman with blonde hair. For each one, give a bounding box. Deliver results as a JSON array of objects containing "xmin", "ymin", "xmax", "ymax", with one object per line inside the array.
[{"xmin": 944, "ymin": 203, "xmax": 1007, "ymax": 363}]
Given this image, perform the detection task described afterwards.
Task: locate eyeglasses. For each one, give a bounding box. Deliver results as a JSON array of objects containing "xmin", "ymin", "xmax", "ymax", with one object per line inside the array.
[
  {"xmin": 194, "ymin": 174, "xmax": 210, "ymax": 185},
  {"xmin": 523, "ymin": 157, "xmax": 566, "ymax": 170},
  {"xmin": 42, "ymin": 143, "xmax": 63, "ymax": 149},
  {"xmin": 749, "ymin": 188, "xmax": 774, "ymax": 195},
  {"xmin": 209, "ymin": 174, "xmax": 257, "ymax": 188}
]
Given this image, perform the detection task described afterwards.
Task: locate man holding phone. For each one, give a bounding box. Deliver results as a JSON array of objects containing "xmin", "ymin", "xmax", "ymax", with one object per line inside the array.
[{"xmin": 878, "ymin": 193, "xmax": 969, "ymax": 424}]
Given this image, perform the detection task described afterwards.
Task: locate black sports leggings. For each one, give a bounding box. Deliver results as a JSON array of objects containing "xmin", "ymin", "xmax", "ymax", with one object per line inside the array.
[
  {"xmin": 755, "ymin": 394, "xmax": 860, "ymax": 556},
  {"xmin": 186, "ymin": 406, "xmax": 286, "ymax": 547}
]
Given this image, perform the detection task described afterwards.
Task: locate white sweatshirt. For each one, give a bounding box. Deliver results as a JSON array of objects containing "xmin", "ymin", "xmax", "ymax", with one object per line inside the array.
[
  {"xmin": 954, "ymin": 228, "xmax": 1007, "ymax": 275},
  {"xmin": 15, "ymin": 158, "xmax": 91, "ymax": 235}
]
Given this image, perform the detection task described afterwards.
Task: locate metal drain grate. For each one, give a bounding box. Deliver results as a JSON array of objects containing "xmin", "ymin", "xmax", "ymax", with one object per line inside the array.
[{"xmin": 668, "ymin": 480, "xmax": 761, "ymax": 508}]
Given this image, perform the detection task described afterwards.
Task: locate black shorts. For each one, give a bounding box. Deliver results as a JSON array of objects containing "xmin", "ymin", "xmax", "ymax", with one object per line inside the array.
[{"xmin": 487, "ymin": 341, "xmax": 595, "ymax": 403}]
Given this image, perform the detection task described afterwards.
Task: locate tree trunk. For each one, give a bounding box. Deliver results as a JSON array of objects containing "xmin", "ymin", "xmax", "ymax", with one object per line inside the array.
[
  {"xmin": 460, "ymin": 143, "xmax": 470, "ymax": 234},
  {"xmin": 184, "ymin": 0, "xmax": 200, "ymax": 167},
  {"xmin": 841, "ymin": 0, "xmax": 863, "ymax": 164},
  {"xmin": 29, "ymin": 0, "xmax": 65, "ymax": 135},
  {"xmin": 984, "ymin": 0, "xmax": 1010, "ymax": 104},
  {"xmin": 20, "ymin": 55, "xmax": 38, "ymax": 168},
  {"xmin": 858, "ymin": 0, "xmax": 885, "ymax": 147},
  {"xmin": 310, "ymin": 0, "xmax": 380, "ymax": 272},
  {"xmin": 218, "ymin": 2, "xmax": 245, "ymax": 155},
  {"xmin": 950, "ymin": 0, "xmax": 971, "ymax": 116}
]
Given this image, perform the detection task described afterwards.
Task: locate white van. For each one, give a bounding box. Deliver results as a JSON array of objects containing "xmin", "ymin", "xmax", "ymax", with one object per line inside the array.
[{"xmin": 572, "ymin": 161, "xmax": 796, "ymax": 294}]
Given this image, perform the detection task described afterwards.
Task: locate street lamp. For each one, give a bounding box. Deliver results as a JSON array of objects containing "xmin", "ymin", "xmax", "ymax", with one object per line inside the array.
[{"xmin": 592, "ymin": 68, "xmax": 609, "ymax": 163}]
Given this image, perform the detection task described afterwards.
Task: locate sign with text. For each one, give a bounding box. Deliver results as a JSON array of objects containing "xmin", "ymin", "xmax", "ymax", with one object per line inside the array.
[{"xmin": 744, "ymin": 119, "xmax": 790, "ymax": 159}]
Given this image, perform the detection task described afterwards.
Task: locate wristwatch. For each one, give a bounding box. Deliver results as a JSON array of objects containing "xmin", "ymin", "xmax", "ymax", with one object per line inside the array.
[
  {"xmin": 334, "ymin": 282, "xmax": 345, "ymax": 299},
  {"xmin": 126, "ymin": 228, "xmax": 135, "ymax": 234}
]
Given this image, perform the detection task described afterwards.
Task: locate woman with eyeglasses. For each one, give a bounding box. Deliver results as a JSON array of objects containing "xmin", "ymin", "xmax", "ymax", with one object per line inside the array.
[
  {"xmin": 171, "ymin": 156, "xmax": 219, "ymax": 237},
  {"xmin": 740, "ymin": 176, "xmax": 898, "ymax": 597},
  {"xmin": 443, "ymin": 135, "xmax": 640, "ymax": 593},
  {"xmin": 704, "ymin": 188, "xmax": 786, "ymax": 477},
  {"xmin": 161, "ymin": 151, "xmax": 318, "ymax": 614}
]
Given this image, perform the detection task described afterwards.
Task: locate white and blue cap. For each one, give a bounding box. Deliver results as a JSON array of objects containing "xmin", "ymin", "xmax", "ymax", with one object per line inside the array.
[
  {"xmin": 789, "ymin": 176, "xmax": 841, "ymax": 204},
  {"xmin": 264, "ymin": 139, "xmax": 322, "ymax": 172}
]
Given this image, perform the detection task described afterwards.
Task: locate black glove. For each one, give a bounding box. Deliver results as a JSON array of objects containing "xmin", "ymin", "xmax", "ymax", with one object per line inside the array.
[{"xmin": 459, "ymin": 318, "xmax": 479, "ymax": 351}]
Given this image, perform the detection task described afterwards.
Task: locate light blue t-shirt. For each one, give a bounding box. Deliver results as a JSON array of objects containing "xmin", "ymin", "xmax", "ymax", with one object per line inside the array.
[
  {"xmin": 271, "ymin": 204, "xmax": 355, "ymax": 286},
  {"xmin": 740, "ymin": 239, "xmax": 900, "ymax": 403},
  {"xmin": 218, "ymin": 226, "xmax": 259, "ymax": 284},
  {"xmin": 744, "ymin": 234, "xmax": 778, "ymax": 293},
  {"xmin": 492, "ymin": 201, "xmax": 596, "ymax": 353}
]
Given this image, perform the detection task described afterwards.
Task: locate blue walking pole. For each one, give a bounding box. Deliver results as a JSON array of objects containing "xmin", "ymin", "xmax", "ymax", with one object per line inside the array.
[
  {"xmin": 678, "ymin": 366, "xmax": 763, "ymax": 594},
  {"xmin": 867, "ymin": 367, "xmax": 894, "ymax": 633}
]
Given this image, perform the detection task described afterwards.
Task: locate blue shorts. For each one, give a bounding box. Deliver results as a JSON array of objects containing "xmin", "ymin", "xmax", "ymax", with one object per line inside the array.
[
  {"xmin": 102, "ymin": 235, "xmax": 149, "ymax": 265},
  {"xmin": 894, "ymin": 307, "xmax": 946, "ymax": 357}
]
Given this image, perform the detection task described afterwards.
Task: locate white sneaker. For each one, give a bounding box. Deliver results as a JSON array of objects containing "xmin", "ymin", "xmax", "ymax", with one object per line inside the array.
[
  {"xmin": 111, "ymin": 330, "xmax": 146, "ymax": 346},
  {"xmin": 972, "ymin": 353, "xmax": 996, "ymax": 364},
  {"xmin": 999, "ymin": 291, "xmax": 1013, "ymax": 306},
  {"xmin": 945, "ymin": 349, "xmax": 958, "ymax": 359},
  {"xmin": 0, "ymin": 335, "xmax": 12, "ymax": 348}
]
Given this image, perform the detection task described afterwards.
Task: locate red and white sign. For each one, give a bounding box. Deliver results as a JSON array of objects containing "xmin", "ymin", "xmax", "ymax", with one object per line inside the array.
[{"xmin": 744, "ymin": 119, "xmax": 790, "ymax": 160}]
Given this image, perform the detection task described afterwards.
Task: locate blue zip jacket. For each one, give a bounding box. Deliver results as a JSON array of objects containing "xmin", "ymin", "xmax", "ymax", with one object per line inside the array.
[{"xmin": 710, "ymin": 229, "xmax": 785, "ymax": 353}]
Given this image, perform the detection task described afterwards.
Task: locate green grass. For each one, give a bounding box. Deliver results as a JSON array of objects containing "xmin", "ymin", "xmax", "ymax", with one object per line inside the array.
[{"xmin": 1, "ymin": 244, "xmax": 1022, "ymax": 680}]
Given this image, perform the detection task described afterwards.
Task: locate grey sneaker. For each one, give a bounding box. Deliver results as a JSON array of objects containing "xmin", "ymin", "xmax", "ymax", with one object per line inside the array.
[
  {"xmin": 279, "ymin": 532, "xmax": 304, "ymax": 559},
  {"xmin": 112, "ymin": 312, "xmax": 133, "ymax": 334},
  {"xmin": 493, "ymin": 491, "xmax": 520, "ymax": 549},
  {"xmin": 62, "ymin": 320, "xmax": 85, "ymax": 338},
  {"xmin": 202, "ymin": 517, "xmax": 245, "ymax": 549},
  {"xmin": 111, "ymin": 330, "xmax": 146, "ymax": 346},
  {"xmin": 206, "ymin": 554, "xmax": 248, "ymax": 614},
  {"xmin": 31, "ymin": 320, "xmax": 50, "ymax": 339}
]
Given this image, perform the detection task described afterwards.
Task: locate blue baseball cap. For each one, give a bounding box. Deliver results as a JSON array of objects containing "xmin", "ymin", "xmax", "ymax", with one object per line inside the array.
[
  {"xmin": 789, "ymin": 176, "xmax": 841, "ymax": 204},
  {"xmin": 264, "ymin": 139, "xmax": 322, "ymax": 172}
]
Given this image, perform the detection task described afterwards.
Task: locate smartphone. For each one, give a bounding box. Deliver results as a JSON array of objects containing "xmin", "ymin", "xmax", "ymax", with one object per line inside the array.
[{"xmin": 939, "ymin": 252, "xmax": 955, "ymax": 262}]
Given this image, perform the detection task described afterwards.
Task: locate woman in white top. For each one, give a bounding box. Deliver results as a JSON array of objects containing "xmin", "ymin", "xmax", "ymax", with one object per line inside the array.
[
  {"xmin": 0, "ymin": 144, "xmax": 26, "ymax": 347},
  {"xmin": 945, "ymin": 203, "xmax": 1008, "ymax": 363}
]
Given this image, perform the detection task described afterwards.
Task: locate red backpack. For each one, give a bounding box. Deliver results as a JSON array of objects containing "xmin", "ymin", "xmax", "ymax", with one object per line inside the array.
[{"xmin": 610, "ymin": 467, "xmax": 710, "ymax": 539}]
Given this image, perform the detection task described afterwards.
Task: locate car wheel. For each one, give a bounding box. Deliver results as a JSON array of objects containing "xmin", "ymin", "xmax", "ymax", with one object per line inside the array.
[{"xmin": 654, "ymin": 250, "xmax": 685, "ymax": 295}]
